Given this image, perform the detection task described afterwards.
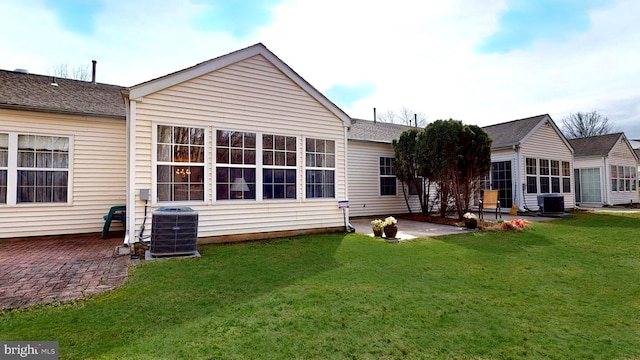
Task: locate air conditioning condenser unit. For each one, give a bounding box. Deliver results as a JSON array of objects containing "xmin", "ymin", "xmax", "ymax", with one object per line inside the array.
[{"xmin": 150, "ymin": 206, "xmax": 199, "ymax": 258}]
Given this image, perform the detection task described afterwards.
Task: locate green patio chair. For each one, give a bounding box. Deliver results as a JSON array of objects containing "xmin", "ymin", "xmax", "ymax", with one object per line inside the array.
[{"xmin": 102, "ymin": 205, "xmax": 126, "ymax": 238}]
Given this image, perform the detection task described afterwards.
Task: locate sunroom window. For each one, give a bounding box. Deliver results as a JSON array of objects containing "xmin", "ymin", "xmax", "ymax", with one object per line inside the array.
[
  {"xmin": 263, "ymin": 134, "xmax": 296, "ymax": 199},
  {"xmin": 156, "ymin": 125, "xmax": 205, "ymax": 202},
  {"xmin": 216, "ymin": 130, "xmax": 256, "ymax": 200},
  {"xmin": 305, "ymin": 138, "xmax": 335, "ymax": 199}
]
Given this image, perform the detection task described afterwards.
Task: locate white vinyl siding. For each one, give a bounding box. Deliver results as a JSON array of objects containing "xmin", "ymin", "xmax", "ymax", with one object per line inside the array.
[
  {"xmin": 519, "ymin": 123, "xmax": 575, "ymax": 209},
  {"xmin": 574, "ymin": 137, "xmax": 639, "ymax": 205},
  {"xmin": 606, "ymin": 139, "xmax": 639, "ymax": 205},
  {"xmin": 131, "ymin": 55, "xmax": 347, "ymax": 239},
  {"xmin": 0, "ymin": 109, "xmax": 126, "ymax": 239},
  {"xmin": 348, "ymin": 141, "xmax": 421, "ymax": 217}
]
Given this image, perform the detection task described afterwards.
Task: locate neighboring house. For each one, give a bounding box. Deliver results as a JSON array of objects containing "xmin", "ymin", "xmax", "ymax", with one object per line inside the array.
[
  {"xmin": 347, "ymin": 114, "xmax": 578, "ymax": 216},
  {"xmin": 347, "ymin": 118, "xmax": 420, "ymax": 217},
  {"xmin": 0, "ymin": 70, "xmax": 127, "ymax": 238},
  {"xmin": 568, "ymin": 133, "xmax": 639, "ymax": 206},
  {"xmin": 122, "ymin": 43, "xmax": 351, "ymax": 244},
  {"xmin": 482, "ymin": 114, "xmax": 576, "ymax": 212}
]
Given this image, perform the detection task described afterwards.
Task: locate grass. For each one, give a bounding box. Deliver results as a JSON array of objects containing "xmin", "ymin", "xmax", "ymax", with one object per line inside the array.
[{"xmin": 1, "ymin": 211, "xmax": 640, "ymax": 359}]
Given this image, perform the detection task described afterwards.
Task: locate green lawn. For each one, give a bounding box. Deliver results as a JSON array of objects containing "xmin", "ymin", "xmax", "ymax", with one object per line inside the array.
[{"xmin": 2, "ymin": 212, "xmax": 640, "ymax": 359}]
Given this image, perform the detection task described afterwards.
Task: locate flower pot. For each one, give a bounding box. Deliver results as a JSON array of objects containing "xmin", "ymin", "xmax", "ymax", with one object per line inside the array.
[
  {"xmin": 464, "ymin": 219, "xmax": 477, "ymax": 229},
  {"xmin": 384, "ymin": 225, "xmax": 398, "ymax": 238},
  {"xmin": 372, "ymin": 226, "xmax": 384, "ymax": 237}
]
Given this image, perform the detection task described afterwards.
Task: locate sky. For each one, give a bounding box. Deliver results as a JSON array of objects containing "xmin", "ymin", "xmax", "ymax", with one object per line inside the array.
[{"xmin": 1, "ymin": 0, "xmax": 638, "ymax": 139}]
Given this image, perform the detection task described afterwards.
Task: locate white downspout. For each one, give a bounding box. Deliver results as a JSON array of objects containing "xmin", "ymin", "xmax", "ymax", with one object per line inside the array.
[
  {"xmin": 344, "ymin": 126, "xmax": 351, "ymax": 229},
  {"xmin": 126, "ymin": 98, "xmax": 137, "ymax": 244}
]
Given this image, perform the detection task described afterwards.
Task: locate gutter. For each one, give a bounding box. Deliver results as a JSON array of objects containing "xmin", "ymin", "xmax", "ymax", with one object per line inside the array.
[{"xmin": 0, "ymin": 103, "xmax": 125, "ymax": 120}]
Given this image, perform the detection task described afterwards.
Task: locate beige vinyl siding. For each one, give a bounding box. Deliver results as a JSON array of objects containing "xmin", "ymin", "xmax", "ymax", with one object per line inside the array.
[
  {"xmin": 131, "ymin": 55, "xmax": 347, "ymax": 239},
  {"xmin": 606, "ymin": 140, "xmax": 639, "ymax": 205},
  {"xmin": 0, "ymin": 109, "xmax": 126, "ymax": 238},
  {"xmin": 347, "ymin": 141, "xmax": 420, "ymax": 217},
  {"xmin": 519, "ymin": 124, "xmax": 575, "ymax": 209}
]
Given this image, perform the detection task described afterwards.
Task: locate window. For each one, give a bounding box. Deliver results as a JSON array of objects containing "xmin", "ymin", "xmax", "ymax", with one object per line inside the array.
[
  {"xmin": 534, "ymin": 158, "xmax": 569, "ymax": 194},
  {"xmin": 408, "ymin": 177, "xmax": 423, "ymax": 196},
  {"xmin": 17, "ymin": 135, "xmax": 69, "ymax": 203},
  {"xmin": 0, "ymin": 133, "xmax": 7, "ymax": 204},
  {"xmin": 379, "ymin": 157, "xmax": 396, "ymax": 196},
  {"xmin": 216, "ymin": 130, "xmax": 256, "ymax": 200},
  {"xmin": 263, "ymin": 134, "xmax": 296, "ymax": 199},
  {"xmin": 157, "ymin": 125, "xmax": 205, "ymax": 202},
  {"xmin": 550, "ymin": 160, "xmax": 560, "ymax": 193},
  {"xmin": 525, "ymin": 158, "xmax": 537, "ymax": 193},
  {"xmin": 305, "ymin": 138, "xmax": 335, "ymax": 198},
  {"xmin": 611, "ymin": 165, "xmax": 636, "ymax": 192},
  {"xmin": 562, "ymin": 161, "xmax": 571, "ymax": 193},
  {"xmin": 539, "ymin": 159, "xmax": 549, "ymax": 176}
]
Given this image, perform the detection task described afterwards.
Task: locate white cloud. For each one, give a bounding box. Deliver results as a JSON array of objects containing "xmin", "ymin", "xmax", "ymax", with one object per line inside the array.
[{"xmin": 0, "ymin": 0, "xmax": 637, "ymax": 137}]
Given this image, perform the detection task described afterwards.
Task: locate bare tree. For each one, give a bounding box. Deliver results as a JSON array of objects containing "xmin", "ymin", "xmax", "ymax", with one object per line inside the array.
[
  {"xmin": 377, "ymin": 109, "xmax": 397, "ymax": 123},
  {"xmin": 561, "ymin": 111, "xmax": 616, "ymax": 139},
  {"xmin": 377, "ymin": 106, "xmax": 428, "ymax": 127},
  {"xmin": 50, "ymin": 63, "xmax": 91, "ymax": 81}
]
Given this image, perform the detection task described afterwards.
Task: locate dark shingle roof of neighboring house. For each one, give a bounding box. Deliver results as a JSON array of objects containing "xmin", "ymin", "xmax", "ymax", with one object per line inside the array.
[
  {"xmin": 348, "ymin": 118, "xmax": 416, "ymax": 143},
  {"xmin": 568, "ymin": 132, "xmax": 625, "ymax": 157},
  {"xmin": 481, "ymin": 114, "xmax": 549, "ymax": 149},
  {"xmin": 0, "ymin": 70, "xmax": 125, "ymax": 118},
  {"xmin": 635, "ymin": 148, "xmax": 640, "ymax": 160}
]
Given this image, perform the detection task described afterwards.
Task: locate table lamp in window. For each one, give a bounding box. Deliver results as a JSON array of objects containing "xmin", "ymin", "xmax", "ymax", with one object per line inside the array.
[{"xmin": 230, "ymin": 177, "xmax": 250, "ymax": 199}]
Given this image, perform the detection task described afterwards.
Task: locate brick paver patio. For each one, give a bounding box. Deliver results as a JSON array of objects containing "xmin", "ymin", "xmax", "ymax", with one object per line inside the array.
[{"xmin": 0, "ymin": 233, "xmax": 129, "ymax": 310}]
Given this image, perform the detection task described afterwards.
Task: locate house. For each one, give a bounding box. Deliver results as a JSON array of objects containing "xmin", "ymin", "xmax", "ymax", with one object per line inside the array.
[
  {"xmin": 482, "ymin": 114, "xmax": 575, "ymax": 212},
  {"xmin": 0, "ymin": 70, "xmax": 127, "ymax": 238},
  {"xmin": 568, "ymin": 133, "xmax": 639, "ymax": 206},
  {"xmin": 1, "ymin": 44, "xmax": 351, "ymax": 242},
  {"xmin": 347, "ymin": 118, "xmax": 420, "ymax": 217},
  {"xmin": 348, "ymin": 114, "xmax": 578, "ymax": 216},
  {"xmin": 122, "ymin": 43, "xmax": 351, "ymax": 244}
]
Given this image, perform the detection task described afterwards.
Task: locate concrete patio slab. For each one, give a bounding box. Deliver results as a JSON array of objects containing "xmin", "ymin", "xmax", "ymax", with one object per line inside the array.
[{"xmin": 349, "ymin": 212, "xmax": 559, "ymax": 241}]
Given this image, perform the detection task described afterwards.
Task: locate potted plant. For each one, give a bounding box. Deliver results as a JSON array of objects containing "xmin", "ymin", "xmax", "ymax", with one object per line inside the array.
[
  {"xmin": 383, "ymin": 216, "xmax": 398, "ymax": 238},
  {"xmin": 463, "ymin": 212, "xmax": 478, "ymax": 229},
  {"xmin": 370, "ymin": 219, "xmax": 385, "ymax": 237}
]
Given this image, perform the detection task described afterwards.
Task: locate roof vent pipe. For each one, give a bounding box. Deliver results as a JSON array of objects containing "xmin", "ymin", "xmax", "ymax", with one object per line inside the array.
[
  {"xmin": 373, "ymin": 107, "xmax": 377, "ymax": 123},
  {"xmin": 91, "ymin": 60, "xmax": 97, "ymax": 84},
  {"xmin": 414, "ymin": 113, "xmax": 417, "ymax": 128}
]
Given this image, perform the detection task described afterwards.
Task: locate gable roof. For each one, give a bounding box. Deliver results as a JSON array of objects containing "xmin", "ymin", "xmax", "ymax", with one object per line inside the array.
[
  {"xmin": 482, "ymin": 114, "xmax": 552, "ymax": 149},
  {"xmin": 0, "ymin": 69, "xmax": 125, "ymax": 118},
  {"xmin": 568, "ymin": 133, "xmax": 638, "ymax": 160},
  {"xmin": 348, "ymin": 118, "xmax": 415, "ymax": 143},
  {"xmin": 635, "ymin": 149, "xmax": 640, "ymax": 161},
  {"xmin": 128, "ymin": 43, "xmax": 351, "ymax": 127}
]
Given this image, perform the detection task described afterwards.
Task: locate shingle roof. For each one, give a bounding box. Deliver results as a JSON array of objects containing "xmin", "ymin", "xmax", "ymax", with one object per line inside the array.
[
  {"xmin": 635, "ymin": 148, "xmax": 640, "ymax": 160},
  {"xmin": 0, "ymin": 70, "xmax": 125, "ymax": 118},
  {"xmin": 481, "ymin": 114, "xmax": 549, "ymax": 149},
  {"xmin": 348, "ymin": 118, "xmax": 416, "ymax": 143},
  {"xmin": 568, "ymin": 132, "xmax": 625, "ymax": 157}
]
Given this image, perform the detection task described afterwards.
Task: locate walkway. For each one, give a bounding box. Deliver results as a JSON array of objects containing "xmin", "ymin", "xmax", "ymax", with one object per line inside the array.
[{"xmin": 0, "ymin": 234, "xmax": 129, "ymax": 310}]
